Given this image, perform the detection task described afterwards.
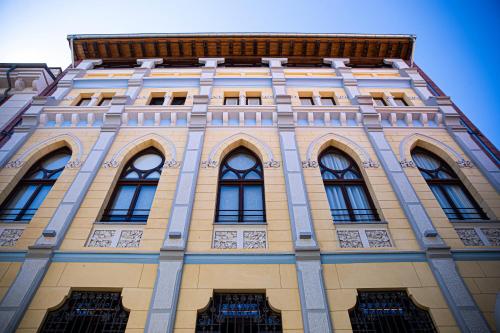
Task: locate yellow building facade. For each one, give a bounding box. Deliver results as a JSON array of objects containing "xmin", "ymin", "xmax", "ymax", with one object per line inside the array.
[{"xmin": 0, "ymin": 33, "xmax": 498, "ymax": 333}]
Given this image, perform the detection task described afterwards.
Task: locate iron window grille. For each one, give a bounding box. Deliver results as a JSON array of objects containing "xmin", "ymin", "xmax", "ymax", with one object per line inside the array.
[
  {"xmin": 319, "ymin": 148, "xmax": 379, "ymax": 222},
  {"xmin": 39, "ymin": 291, "xmax": 129, "ymax": 333},
  {"xmin": 0, "ymin": 147, "xmax": 71, "ymax": 222},
  {"xmin": 101, "ymin": 147, "xmax": 164, "ymax": 223},
  {"xmin": 349, "ymin": 290, "xmax": 437, "ymax": 333},
  {"xmin": 215, "ymin": 147, "xmax": 266, "ymax": 223},
  {"xmin": 412, "ymin": 148, "xmax": 487, "ymax": 220},
  {"xmin": 196, "ymin": 292, "xmax": 282, "ymax": 332}
]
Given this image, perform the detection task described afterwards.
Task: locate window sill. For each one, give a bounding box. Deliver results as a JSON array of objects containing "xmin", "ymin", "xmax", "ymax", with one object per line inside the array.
[
  {"xmin": 333, "ymin": 220, "xmax": 387, "ymax": 226},
  {"xmin": 94, "ymin": 221, "xmax": 147, "ymax": 225},
  {"xmin": 451, "ymin": 219, "xmax": 497, "ymax": 224},
  {"xmin": 214, "ymin": 222, "xmax": 267, "ymax": 226}
]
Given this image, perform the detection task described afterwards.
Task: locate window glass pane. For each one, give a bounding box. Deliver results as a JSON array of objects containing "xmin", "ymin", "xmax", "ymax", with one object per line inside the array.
[
  {"xmin": 77, "ymin": 98, "xmax": 91, "ymax": 106},
  {"xmin": 321, "ymin": 97, "xmax": 335, "ymax": 105},
  {"xmin": 221, "ymin": 170, "xmax": 238, "ymax": 180},
  {"xmin": 226, "ymin": 153, "xmax": 256, "ymax": 170},
  {"xmin": 28, "ymin": 170, "xmax": 45, "ymax": 180},
  {"xmin": 437, "ymin": 171, "xmax": 453, "ymax": 179},
  {"xmin": 373, "ymin": 98, "xmax": 386, "ymax": 106},
  {"xmin": 393, "ymin": 98, "xmax": 407, "ymax": 106},
  {"xmin": 218, "ymin": 185, "xmax": 239, "ymax": 222},
  {"xmin": 430, "ymin": 185, "xmax": 451, "ymax": 208},
  {"xmin": 27, "ymin": 185, "xmax": 51, "ymax": 210},
  {"xmin": 246, "ymin": 97, "xmax": 261, "ymax": 105},
  {"xmin": 124, "ymin": 171, "xmax": 139, "ymax": 179},
  {"xmin": 343, "ymin": 170, "xmax": 360, "ymax": 180},
  {"xmin": 243, "ymin": 185, "xmax": 264, "ymax": 222},
  {"xmin": 321, "ymin": 152, "xmax": 350, "ymax": 171},
  {"xmin": 244, "ymin": 171, "xmax": 261, "ymax": 180},
  {"xmin": 145, "ymin": 171, "xmax": 161, "ymax": 179},
  {"xmin": 300, "ymin": 98, "xmax": 313, "ymax": 106},
  {"xmin": 132, "ymin": 185, "xmax": 156, "ymax": 219},
  {"xmin": 224, "ymin": 97, "xmax": 239, "ymax": 105},
  {"xmin": 99, "ymin": 98, "xmax": 112, "ymax": 106},
  {"xmin": 322, "ymin": 171, "xmax": 336, "ymax": 180},
  {"xmin": 171, "ymin": 97, "xmax": 186, "ymax": 105},
  {"xmin": 41, "ymin": 152, "xmax": 71, "ymax": 170},
  {"xmin": 325, "ymin": 185, "xmax": 348, "ymax": 221},
  {"xmin": 412, "ymin": 152, "xmax": 440, "ymax": 170},
  {"xmin": 4, "ymin": 185, "xmax": 37, "ymax": 209},
  {"xmin": 110, "ymin": 185, "xmax": 136, "ymax": 210},
  {"xmin": 346, "ymin": 185, "xmax": 375, "ymax": 220},
  {"xmin": 133, "ymin": 154, "xmax": 162, "ymax": 170},
  {"xmin": 149, "ymin": 97, "xmax": 165, "ymax": 105}
]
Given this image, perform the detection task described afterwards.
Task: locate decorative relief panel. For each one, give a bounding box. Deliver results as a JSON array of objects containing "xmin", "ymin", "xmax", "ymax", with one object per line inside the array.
[
  {"xmin": 456, "ymin": 227, "xmax": 500, "ymax": 246},
  {"xmin": 337, "ymin": 230, "xmax": 363, "ymax": 248},
  {"xmin": 0, "ymin": 228, "xmax": 24, "ymax": 247},
  {"xmin": 213, "ymin": 231, "xmax": 237, "ymax": 249},
  {"xmin": 337, "ymin": 228, "xmax": 393, "ymax": 248},
  {"xmin": 399, "ymin": 159, "xmax": 416, "ymax": 168},
  {"xmin": 243, "ymin": 231, "xmax": 266, "ymax": 249},
  {"xmin": 212, "ymin": 226, "xmax": 267, "ymax": 249},
  {"xmin": 87, "ymin": 227, "xmax": 143, "ymax": 248},
  {"xmin": 456, "ymin": 159, "xmax": 473, "ymax": 168}
]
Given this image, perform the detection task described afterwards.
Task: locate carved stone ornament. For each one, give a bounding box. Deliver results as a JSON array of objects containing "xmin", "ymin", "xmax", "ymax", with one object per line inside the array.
[
  {"xmin": 4, "ymin": 160, "xmax": 23, "ymax": 168},
  {"xmin": 302, "ymin": 159, "xmax": 319, "ymax": 168},
  {"xmin": 0, "ymin": 229, "xmax": 24, "ymax": 247},
  {"xmin": 481, "ymin": 228, "xmax": 500, "ymax": 246},
  {"xmin": 65, "ymin": 159, "xmax": 82, "ymax": 169},
  {"xmin": 263, "ymin": 160, "xmax": 281, "ymax": 168},
  {"xmin": 213, "ymin": 231, "xmax": 237, "ymax": 249},
  {"xmin": 399, "ymin": 159, "xmax": 416, "ymax": 168},
  {"xmin": 337, "ymin": 230, "xmax": 363, "ymax": 248},
  {"xmin": 117, "ymin": 230, "xmax": 143, "ymax": 248},
  {"xmin": 163, "ymin": 159, "xmax": 181, "ymax": 169},
  {"xmin": 201, "ymin": 160, "xmax": 218, "ymax": 168},
  {"xmin": 102, "ymin": 160, "xmax": 119, "ymax": 168},
  {"xmin": 365, "ymin": 230, "xmax": 392, "ymax": 248},
  {"xmin": 456, "ymin": 228, "xmax": 484, "ymax": 246},
  {"xmin": 456, "ymin": 159, "xmax": 473, "ymax": 168},
  {"xmin": 362, "ymin": 159, "xmax": 380, "ymax": 168},
  {"xmin": 87, "ymin": 230, "xmax": 115, "ymax": 248},
  {"xmin": 243, "ymin": 231, "xmax": 266, "ymax": 249}
]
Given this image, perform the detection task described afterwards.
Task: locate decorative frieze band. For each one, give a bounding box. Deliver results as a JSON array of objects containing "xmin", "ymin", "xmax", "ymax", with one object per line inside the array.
[
  {"xmin": 212, "ymin": 227, "xmax": 267, "ymax": 249},
  {"xmin": 86, "ymin": 228, "xmax": 144, "ymax": 248},
  {"xmin": 0, "ymin": 228, "xmax": 24, "ymax": 247},
  {"xmin": 337, "ymin": 228, "xmax": 393, "ymax": 248},
  {"xmin": 456, "ymin": 227, "xmax": 500, "ymax": 246}
]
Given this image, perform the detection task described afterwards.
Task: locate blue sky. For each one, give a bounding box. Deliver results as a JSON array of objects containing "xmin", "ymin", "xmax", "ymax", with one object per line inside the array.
[{"xmin": 1, "ymin": 0, "xmax": 499, "ymax": 147}]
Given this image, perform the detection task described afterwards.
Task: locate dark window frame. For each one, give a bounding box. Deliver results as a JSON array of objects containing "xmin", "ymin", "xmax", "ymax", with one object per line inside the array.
[
  {"xmin": 319, "ymin": 147, "xmax": 379, "ymax": 222},
  {"xmin": 215, "ymin": 147, "xmax": 266, "ymax": 223},
  {"xmin": 76, "ymin": 97, "xmax": 91, "ymax": 106},
  {"xmin": 320, "ymin": 97, "xmax": 336, "ymax": 106},
  {"xmin": 101, "ymin": 147, "xmax": 164, "ymax": 223},
  {"xmin": 299, "ymin": 96, "xmax": 315, "ymax": 106},
  {"xmin": 412, "ymin": 147, "xmax": 487, "ymax": 220},
  {"xmin": 224, "ymin": 97, "xmax": 240, "ymax": 105},
  {"xmin": 373, "ymin": 97, "xmax": 387, "ymax": 106},
  {"xmin": 0, "ymin": 147, "xmax": 71, "ymax": 222},
  {"xmin": 246, "ymin": 96, "xmax": 262, "ymax": 105},
  {"xmin": 393, "ymin": 97, "xmax": 409, "ymax": 106},
  {"xmin": 98, "ymin": 97, "xmax": 113, "ymax": 106},
  {"xmin": 171, "ymin": 96, "xmax": 186, "ymax": 105},
  {"xmin": 149, "ymin": 96, "xmax": 165, "ymax": 106}
]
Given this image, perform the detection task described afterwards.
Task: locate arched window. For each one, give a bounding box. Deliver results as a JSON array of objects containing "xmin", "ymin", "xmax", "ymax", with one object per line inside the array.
[
  {"xmin": 196, "ymin": 292, "xmax": 282, "ymax": 332},
  {"xmin": 412, "ymin": 148, "xmax": 487, "ymax": 220},
  {"xmin": 102, "ymin": 148, "xmax": 164, "ymax": 223},
  {"xmin": 319, "ymin": 148, "xmax": 379, "ymax": 222},
  {"xmin": 39, "ymin": 291, "xmax": 129, "ymax": 333},
  {"xmin": 0, "ymin": 148, "xmax": 71, "ymax": 222},
  {"xmin": 349, "ymin": 290, "xmax": 437, "ymax": 333},
  {"xmin": 215, "ymin": 147, "xmax": 266, "ymax": 223}
]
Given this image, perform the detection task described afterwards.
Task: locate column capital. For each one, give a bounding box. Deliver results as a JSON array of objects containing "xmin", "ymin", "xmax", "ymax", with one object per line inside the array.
[
  {"xmin": 384, "ymin": 58, "xmax": 409, "ymax": 70},
  {"xmin": 137, "ymin": 58, "xmax": 163, "ymax": 69},
  {"xmin": 199, "ymin": 58, "xmax": 225, "ymax": 68},
  {"xmin": 262, "ymin": 58, "xmax": 288, "ymax": 68},
  {"xmin": 324, "ymin": 58, "xmax": 350, "ymax": 69},
  {"xmin": 76, "ymin": 59, "xmax": 102, "ymax": 70}
]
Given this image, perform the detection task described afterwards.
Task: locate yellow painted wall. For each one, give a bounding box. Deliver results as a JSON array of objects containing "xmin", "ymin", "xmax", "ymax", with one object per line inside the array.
[
  {"xmin": 187, "ymin": 128, "xmax": 293, "ymax": 252},
  {"xmin": 17, "ymin": 262, "xmax": 156, "ymax": 333},
  {"xmin": 0, "ymin": 262, "xmax": 21, "ymax": 300},
  {"xmin": 323, "ymin": 262, "xmax": 459, "ymax": 332},
  {"xmin": 457, "ymin": 261, "xmax": 500, "ymax": 331},
  {"xmin": 0, "ymin": 128, "xmax": 100, "ymax": 249},
  {"xmin": 60, "ymin": 128, "xmax": 187, "ymax": 251},
  {"xmin": 296, "ymin": 127, "xmax": 420, "ymax": 251},
  {"xmin": 385, "ymin": 128, "xmax": 500, "ymax": 249},
  {"xmin": 174, "ymin": 264, "xmax": 303, "ymax": 332}
]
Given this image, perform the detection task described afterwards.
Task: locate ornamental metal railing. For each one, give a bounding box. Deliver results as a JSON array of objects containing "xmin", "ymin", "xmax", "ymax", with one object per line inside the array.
[
  {"xmin": 331, "ymin": 208, "xmax": 380, "ymax": 222},
  {"xmin": 443, "ymin": 207, "xmax": 488, "ymax": 221},
  {"xmin": 100, "ymin": 208, "xmax": 150, "ymax": 223},
  {"xmin": 215, "ymin": 209, "xmax": 266, "ymax": 223},
  {"xmin": 0, "ymin": 208, "xmax": 37, "ymax": 222}
]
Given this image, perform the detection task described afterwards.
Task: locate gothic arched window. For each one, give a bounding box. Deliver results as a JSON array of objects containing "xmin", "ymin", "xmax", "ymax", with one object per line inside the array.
[
  {"xmin": 196, "ymin": 292, "xmax": 282, "ymax": 332},
  {"xmin": 102, "ymin": 147, "xmax": 164, "ymax": 223},
  {"xmin": 39, "ymin": 291, "xmax": 129, "ymax": 333},
  {"xmin": 349, "ymin": 290, "xmax": 437, "ymax": 333},
  {"xmin": 0, "ymin": 147, "xmax": 71, "ymax": 222},
  {"xmin": 411, "ymin": 148, "xmax": 487, "ymax": 220},
  {"xmin": 215, "ymin": 147, "xmax": 266, "ymax": 223},
  {"xmin": 319, "ymin": 148, "xmax": 379, "ymax": 222}
]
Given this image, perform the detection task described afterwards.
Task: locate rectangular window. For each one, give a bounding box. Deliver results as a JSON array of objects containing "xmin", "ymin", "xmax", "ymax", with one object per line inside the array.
[
  {"xmin": 299, "ymin": 97, "xmax": 314, "ymax": 106},
  {"xmin": 98, "ymin": 98, "xmax": 112, "ymax": 106},
  {"xmin": 321, "ymin": 97, "xmax": 336, "ymax": 106},
  {"xmin": 373, "ymin": 97, "xmax": 387, "ymax": 106},
  {"xmin": 224, "ymin": 97, "xmax": 239, "ymax": 105},
  {"xmin": 393, "ymin": 97, "xmax": 408, "ymax": 106},
  {"xmin": 77, "ymin": 98, "xmax": 91, "ymax": 106},
  {"xmin": 171, "ymin": 97, "xmax": 186, "ymax": 105},
  {"xmin": 149, "ymin": 97, "xmax": 165, "ymax": 105},
  {"xmin": 246, "ymin": 97, "xmax": 261, "ymax": 105}
]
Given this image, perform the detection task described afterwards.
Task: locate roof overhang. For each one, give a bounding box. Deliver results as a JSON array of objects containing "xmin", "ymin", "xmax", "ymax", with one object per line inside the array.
[{"xmin": 67, "ymin": 33, "xmax": 415, "ymax": 67}]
